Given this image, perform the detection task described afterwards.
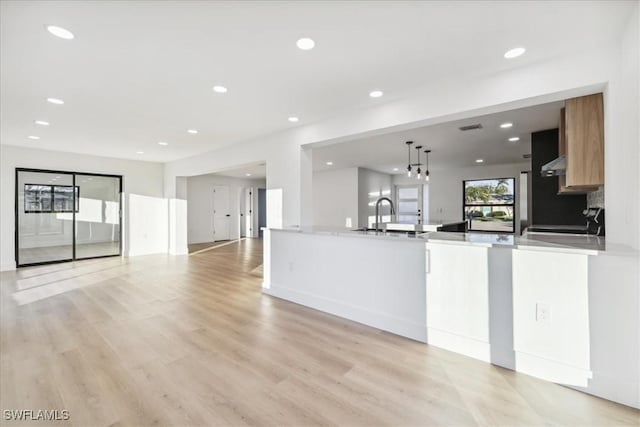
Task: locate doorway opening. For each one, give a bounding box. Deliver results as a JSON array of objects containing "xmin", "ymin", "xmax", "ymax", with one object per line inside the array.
[
  {"xmin": 185, "ymin": 163, "xmax": 266, "ymax": 254},
  {"xmin": 15, "ymin": 168, "xmax": 123, "ymax": 267}
]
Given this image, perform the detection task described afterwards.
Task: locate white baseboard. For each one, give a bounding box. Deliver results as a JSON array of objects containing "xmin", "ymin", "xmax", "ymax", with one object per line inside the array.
[
  {"xmin": 426, "ymin": 327, "xmax": 491, "ymax": 362},
  {"xmin": 1, "ymin": 261, "xmax": 16, "ymax": 272},
  {"xmin": 515, "ymin": 351, "xmax": 592, "ymax": 387},
  {"xmin": 570, "ymin": 373, "xmax": 640, "ymax": 409},
  {"xmin": 264, "ymin": 283, "xmax": 427, "ymax": 343}
]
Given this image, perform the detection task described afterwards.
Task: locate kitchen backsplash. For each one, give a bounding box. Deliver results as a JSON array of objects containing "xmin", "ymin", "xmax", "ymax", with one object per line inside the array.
[{"xmin": 587, "ymin": 187, "xmax": 605, "ymax": 208}]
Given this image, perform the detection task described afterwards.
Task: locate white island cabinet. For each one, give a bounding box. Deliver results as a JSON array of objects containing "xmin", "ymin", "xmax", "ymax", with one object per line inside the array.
[
  {"xmin": 512, "ymin": 248, "xmax": 592, "ymax": 386},
  {"xmin": 264, "ymin": 228, "xmax": 428, "ymax": 342},
  {"xmin": 425, "ymin": 241, "xmax": 513, "ymax": 367}
]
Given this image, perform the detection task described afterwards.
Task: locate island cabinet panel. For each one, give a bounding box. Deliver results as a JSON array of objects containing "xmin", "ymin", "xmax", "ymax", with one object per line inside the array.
[
  {"xmin": 512, "ymin": 249, "xmax": 592, "ymax": 386},
  {"xmin": 425, "ymin": 242, "xmax": 491, "ymax": 362},
  {"xmin": 265, "ymin": 229, "xmax": 428, "ymax": 342}
]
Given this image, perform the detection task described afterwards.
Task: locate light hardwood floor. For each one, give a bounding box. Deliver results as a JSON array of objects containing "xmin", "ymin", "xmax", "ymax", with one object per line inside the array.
[
  {"xmin": 1, "ymin": 239, "xmax": 638, "ymax": 426},
  {"xmin": 187, "ymin": 241, "xmax": 233, "ymax": 254}
]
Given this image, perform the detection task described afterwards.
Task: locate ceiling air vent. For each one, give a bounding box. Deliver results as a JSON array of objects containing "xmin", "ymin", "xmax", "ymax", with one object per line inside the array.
[{"xmin": 458, "ymin": 123, "xmax": 483, "ymax": 131}]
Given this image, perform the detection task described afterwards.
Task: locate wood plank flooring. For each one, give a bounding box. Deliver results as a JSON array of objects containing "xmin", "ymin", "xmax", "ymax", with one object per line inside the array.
[
  {"xmin": 188, "ymin": 241, "xmax": 234, "ymax": 254},
  {"xmin": 1, "ymin": 239, "xmax": 638, "ymax": 426}
]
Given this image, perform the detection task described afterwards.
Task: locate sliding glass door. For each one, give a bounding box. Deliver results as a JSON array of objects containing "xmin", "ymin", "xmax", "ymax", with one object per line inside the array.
[
  {"xmin": 75, "ymin": 174, "xmax": 121, "ymax": 259},
  {"xmin": 17, "ymin": 170, "xmax": 75, "ymax": 265},
  {"xmin": 16, "ymin": 168, "xmax": 122, "ymax": 267}
]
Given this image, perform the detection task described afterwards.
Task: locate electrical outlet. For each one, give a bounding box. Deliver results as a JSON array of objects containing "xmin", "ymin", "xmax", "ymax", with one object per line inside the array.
[
  {"xmin": 288, "ymin": 261, "xmax": 294, "ymax": 272},
  {"xmin": 536, "ymin": 303, "xmax": 551, "ymax": 322}
]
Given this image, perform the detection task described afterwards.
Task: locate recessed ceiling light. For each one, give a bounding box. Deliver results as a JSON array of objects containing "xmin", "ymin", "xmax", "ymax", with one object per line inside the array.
[
  {"xmin": 187, "ymin": 129, "xmax": 198, "ymax": 134},
  {"xmin": 87, "ymin": 177, "xmax": 92, "ymax": 181},
  {"xmin": 46, "ymin": 25, "xmax": 74, "ymax": 40},
  {"xmin": 136, "ymin": 151, "xmax": 144, "ymax": 154},
  {"xmin": 500, "ymin": 122, "xmax": 513, "ymax": 128},
  {"xmin": 296, "ymin": 38, "xmax": 315, "ymax": 50},
  {"xmin": 28, "ymin": 135, "xmax": 40, "ymax": 140},
  {"xmin": 56, "ymin": 176, "xmax": 61, "ymax": 178},
  {"xmin": 212, "ymin": 85, "xmax": 228, "ymax": 93},
  {"xmin": 158, "ymin": 141, "xmax": 169, "ymax": 146},
  {"xmin": 46, "ymin": 97, "xmax": 64, "ymax": 105},
  {"xmin": 475, "ymin": 159, "xmax": 484, "ymax": 163},
  {"xmin": 245, "ymin": 173, "xmax": 252, "ymax": 177},
  {"xmin": 369, "ymin": 90, "xmax": 384, "ymax": 98},
  {"xmin": 326, "ymin": 161, "xmax": 333, "ymax": 166},
  {"xmin": 508, "ymin": 137, "xmax": 520, "ymax": 142},
  {"xmin": 393, "ymin": 168, "xmax": 399, "ymax": 171},
  {"xmin": 34, "ymin": 120, "xmax": 50, "ymax": 126},
  {"xmin": 288, "ymin": 117, "xmax": 299, "ymax": 123},
  {"xmin": 504, "ymin": 47, "xmax": 526, "ymax": 59}
]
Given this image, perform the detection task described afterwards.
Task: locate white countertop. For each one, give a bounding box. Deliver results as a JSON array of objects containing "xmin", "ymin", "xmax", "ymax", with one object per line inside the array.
[{"xmin": 267, "ymin": 226, "xmax": 637, "ymax": 255}]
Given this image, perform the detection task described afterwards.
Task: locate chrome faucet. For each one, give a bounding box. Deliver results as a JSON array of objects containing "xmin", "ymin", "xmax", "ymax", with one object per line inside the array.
[{"xmin": 375, "ymin": 197, "xmax": 395, "ymax": 232}]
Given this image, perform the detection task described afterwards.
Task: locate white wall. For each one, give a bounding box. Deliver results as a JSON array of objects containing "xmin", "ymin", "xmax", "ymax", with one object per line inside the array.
[
  {"xmin": 428, "ymin": 162, "xmax": 530, "ymax": 235},
  {"xmin": 604, "ymin": 4, "xmax": 640, "ymax": 251},
  {"xmin": 126, "ymin": 193, "xmax": 168, "ymax": 257},
  {"xmin": 312, "ymin": 168, "xmax": 358, "ymax": 228},
  {"xmin": 582, "ymin": 4, "xmax": 639, "ymax": 408},
  {"xmin": 311, "ymin": 167, "xmax": 394, "ymax": 228},
  {"xmin": 186, "ymin": 174, "xmax": 265, "ymax": 244},
  {"xmin": 0, "ymin": 145, "xmax": 166, "ymax": 271}
]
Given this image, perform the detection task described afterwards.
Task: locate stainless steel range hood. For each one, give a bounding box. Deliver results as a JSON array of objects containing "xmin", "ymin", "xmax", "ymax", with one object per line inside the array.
[{"xmin": 540, "ymin": 155, "xmax": 566, "ymax": 177}]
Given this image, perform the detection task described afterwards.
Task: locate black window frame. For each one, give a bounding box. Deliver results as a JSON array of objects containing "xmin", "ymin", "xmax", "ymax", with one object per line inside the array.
[
  {"xmin": 462, "ymin": 177, "xmax": 516, "ymax": 234},
  {"xmin": 23, "ymin": 183, "xmax": 80, "ymax": 214}
]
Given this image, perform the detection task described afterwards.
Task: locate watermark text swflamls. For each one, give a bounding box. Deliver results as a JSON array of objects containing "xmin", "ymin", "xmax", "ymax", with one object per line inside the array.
[{"xmin": 3, "ymin": 409, "xmax": 70, "ymax": 421}]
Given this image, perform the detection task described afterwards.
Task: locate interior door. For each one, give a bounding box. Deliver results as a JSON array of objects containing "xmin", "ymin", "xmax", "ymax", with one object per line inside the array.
[{"xmin": 212, "ymin": 186, "xmax": 230, "ymax": 241}]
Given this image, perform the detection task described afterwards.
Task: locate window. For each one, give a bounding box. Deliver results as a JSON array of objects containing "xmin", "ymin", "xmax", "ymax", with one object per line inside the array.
[
  {"xmin": 24, "ymin": 184, "xmax": 79, "ymax": 213},
  {"xmin": 463, "ymin": 178, "xmax": 515, "ymax": 233}
]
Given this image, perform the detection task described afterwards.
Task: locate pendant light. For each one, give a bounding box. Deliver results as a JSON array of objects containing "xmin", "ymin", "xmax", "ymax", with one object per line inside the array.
[
  {"xmin": 406, "ymin": 141, "xmax": 413, "ymax": 177},
  {"xmin": 415, "ymin": 145, "xmax": 423, "ymax": 179},
  {"xmin": 424, "ymin": 149, "xmax": 431, "ymax": 182}
]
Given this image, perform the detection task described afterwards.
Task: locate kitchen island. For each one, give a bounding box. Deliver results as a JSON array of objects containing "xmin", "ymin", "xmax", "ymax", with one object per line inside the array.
[
  {"xmin": 263, "ymin": 226, "xmax": 429, "ymax": 341},
  {"xmin": 263, "ymin": 226, "xmax": 637, "ymax": 395}
]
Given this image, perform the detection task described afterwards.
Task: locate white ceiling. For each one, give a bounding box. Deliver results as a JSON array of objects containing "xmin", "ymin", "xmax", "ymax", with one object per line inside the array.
[
  {"xmin": 312, "ymin": 100, "xmax": 565, "ymax": 173},
  {"xmin": 0, "ymin": 1, "xmax": 632, "ymax": 162},
  {"xmin": 213, "ymin": 162, "xmax": 266, "ymax": 179}
]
